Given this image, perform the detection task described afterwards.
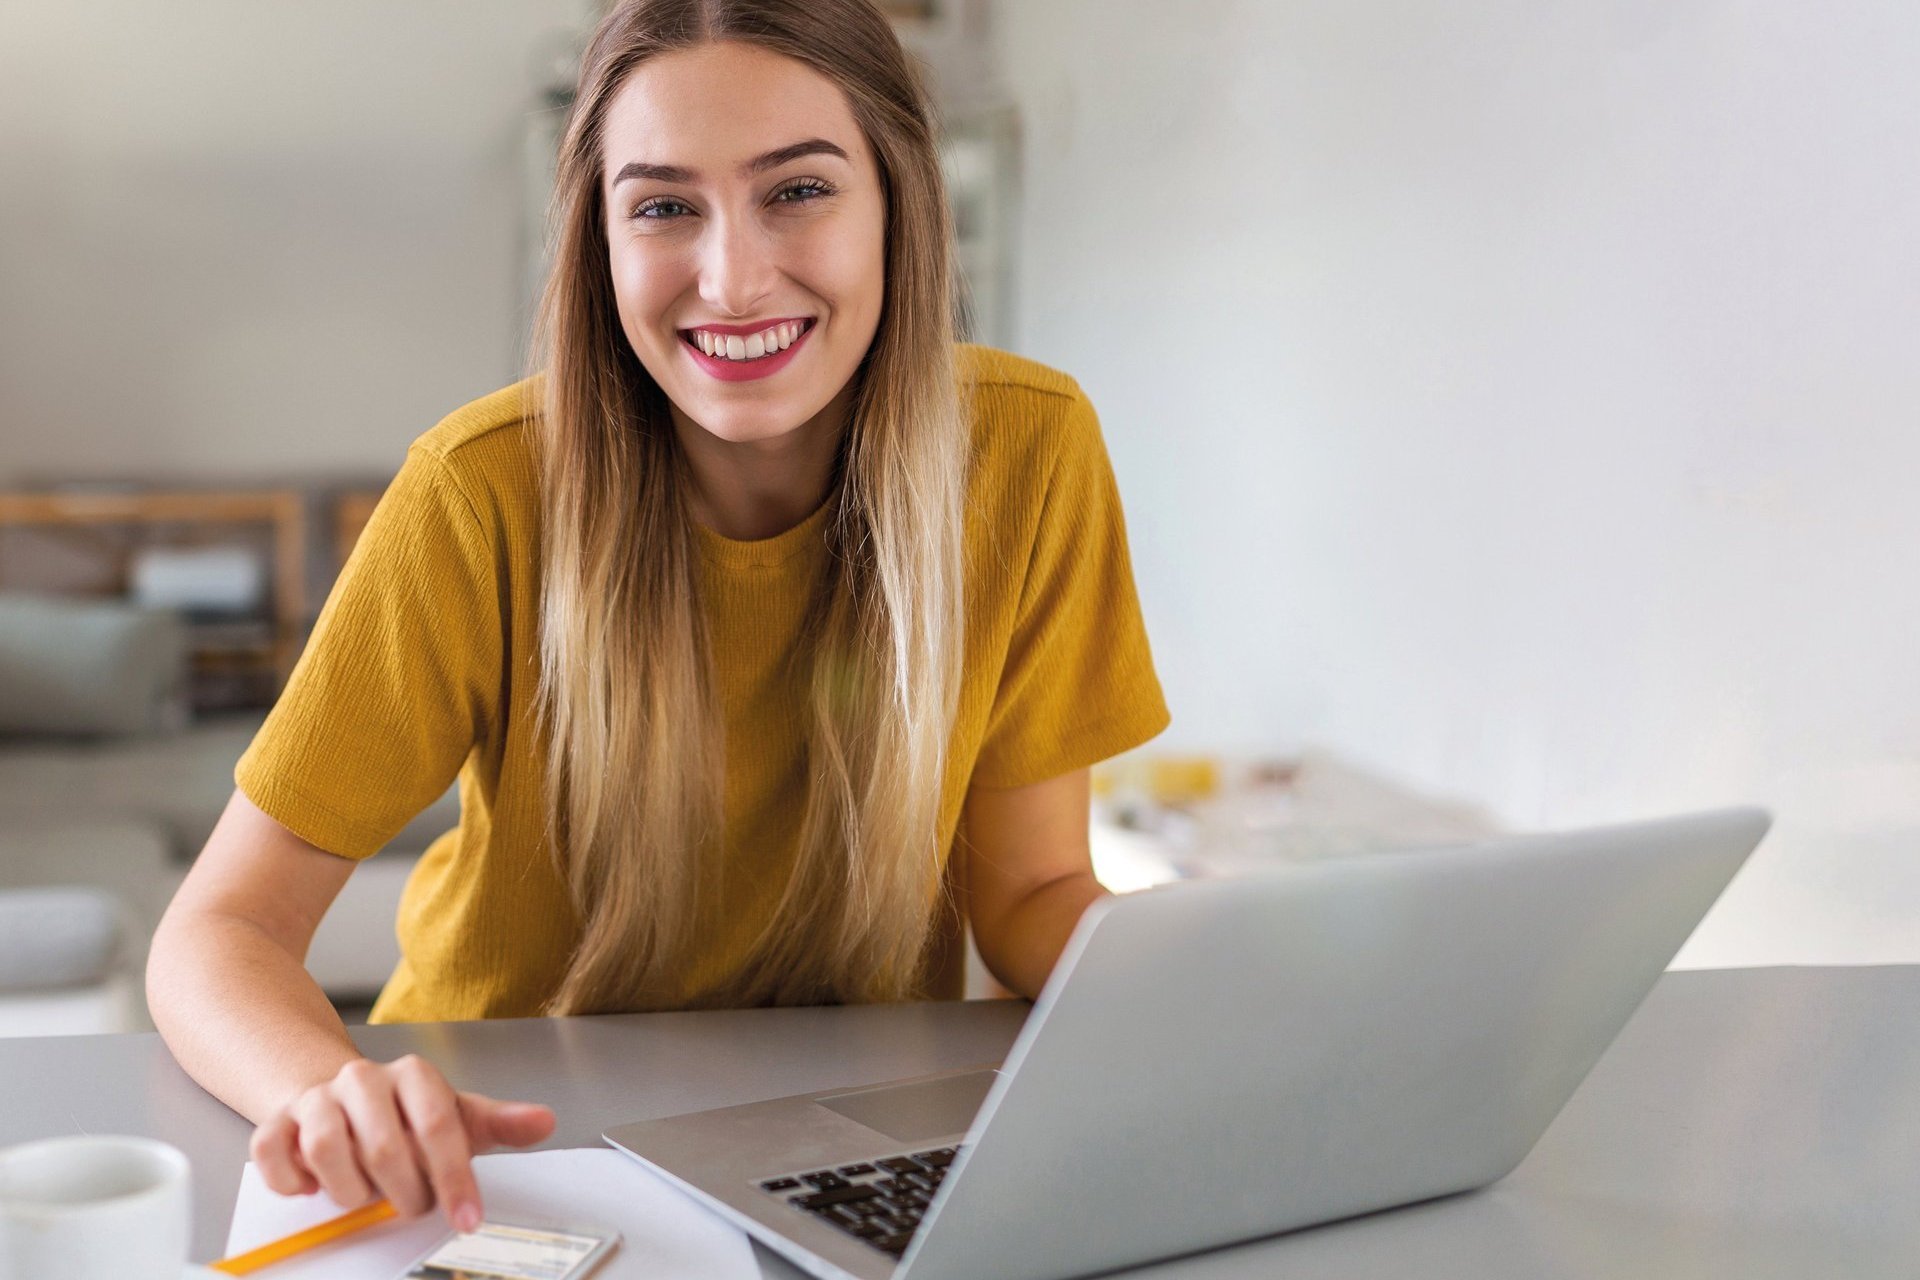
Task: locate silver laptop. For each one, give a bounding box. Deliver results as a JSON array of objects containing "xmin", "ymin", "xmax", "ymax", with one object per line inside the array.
[{"xmin": 605, "ymin": 807, "xmax": 1769, "ymax": 1280}]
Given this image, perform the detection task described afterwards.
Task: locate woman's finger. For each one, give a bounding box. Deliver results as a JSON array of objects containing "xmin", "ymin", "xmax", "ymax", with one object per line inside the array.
[
  {"xmin": 332, "ymin": 1060, "xmax": 434, "ymax": 1218},
  {"xmin": 460, "ymin": 1093, "xmax": 557, "ymax": 1152},
  {"xmin": 292, "ymin": 1088, "xmax": 375, "ymax": 1208},
  {"xmin": 391, "ymin": 1056, "xmax": 482, "ymax": 1232},
  {"xmin": 250, "ymin": 1111, "xmax": 318, "ymax": 1197}
]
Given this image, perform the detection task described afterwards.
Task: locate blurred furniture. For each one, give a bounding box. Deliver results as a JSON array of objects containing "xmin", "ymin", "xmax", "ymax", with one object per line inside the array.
[
  {"xmin": 0, "ymin": 888, "xmax": 144, "ymax": 1039},
  {"xmin": 0, "ymin": 488, "xmax": 307, "ymax": 708},
  {"xmin": 0, "ymin": 713, "xmax": 459, "ymax": 1031},
  {"xmin": 0, "ymin": 821, "xmax": 173, "ymax": 1038},
  {"xmin": 0, "ymin": 591, "xmax": 456, "ymax": 1034},
  {"xmin": 0, "ymin": 593, "xmax": 191, "ymax": 737},
  {"xmin": 940, "ymin": 103, "xmax": 1020, "ymax": 346}
]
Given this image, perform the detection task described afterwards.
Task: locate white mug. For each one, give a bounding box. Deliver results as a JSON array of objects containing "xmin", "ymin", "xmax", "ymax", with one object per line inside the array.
[{"xmin": 0, "ymin": 1135, "xmax": 191, "ymax": 1280}]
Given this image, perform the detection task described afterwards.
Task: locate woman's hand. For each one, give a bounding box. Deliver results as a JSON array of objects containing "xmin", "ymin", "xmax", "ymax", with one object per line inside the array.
[{"xmin": 249, "ymin": 1054, "xmax": 556, "ymax": 1230}]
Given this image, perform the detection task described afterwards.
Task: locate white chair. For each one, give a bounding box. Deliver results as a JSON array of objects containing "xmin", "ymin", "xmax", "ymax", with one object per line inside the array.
[{"xmin": 0, "ymin": 818, "xmax": 176, "ymax": 1037}]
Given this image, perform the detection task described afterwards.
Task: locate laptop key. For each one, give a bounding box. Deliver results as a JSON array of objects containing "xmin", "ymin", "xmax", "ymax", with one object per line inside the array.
[
  {"xmin": 776, "ymin": 1146, "xmax": 973, "ymax": 1257},
  {"xmin": 759, "ymin": 1176, "xmax": 801, "ymax": 1192},
  {"xmin": 791, "ymin": 1184, "xmax": 881, "ymax": 1211}
]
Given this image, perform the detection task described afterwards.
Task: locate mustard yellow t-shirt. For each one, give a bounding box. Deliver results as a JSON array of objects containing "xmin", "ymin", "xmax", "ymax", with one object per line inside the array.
[{"xmin": 235, "ymin": 344, "xmax": 1169, "ymax": 1022}]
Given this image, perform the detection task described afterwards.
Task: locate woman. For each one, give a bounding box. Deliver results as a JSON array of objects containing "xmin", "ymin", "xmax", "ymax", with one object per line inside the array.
[{"xmin": 147, "ymin": 0, "xmax": 1167, "ymax": 1236}]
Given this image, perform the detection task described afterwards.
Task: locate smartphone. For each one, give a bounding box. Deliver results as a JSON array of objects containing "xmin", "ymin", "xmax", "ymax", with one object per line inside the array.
[{"xmin": 395, "ymin": 1219, "xmax": 620, "ymax": 1280}]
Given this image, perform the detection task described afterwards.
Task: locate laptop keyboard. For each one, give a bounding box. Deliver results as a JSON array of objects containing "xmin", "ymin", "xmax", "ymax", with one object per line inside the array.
[{"xmin": 758, "ymin": 1145, "xmax": 964, "ymax": 1260}]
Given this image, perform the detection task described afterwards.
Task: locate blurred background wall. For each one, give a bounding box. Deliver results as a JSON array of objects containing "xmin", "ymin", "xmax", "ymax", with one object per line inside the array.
[
  {"xmin": 0, "ymin": 1, "xmax": 599, "ymax": 483},
  {"xmin": 1, "ymin": 0, "xmax": 1915, "ymax": 992},
  {"xmin": 994, "ymin": 1, "xmax": 1920, "ymax": 966}
]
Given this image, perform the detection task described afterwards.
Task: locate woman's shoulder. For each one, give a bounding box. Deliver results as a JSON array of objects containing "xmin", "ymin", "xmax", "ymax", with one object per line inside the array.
[
  {"xmin": 955, "ymin": 343, "xmax": 1103, "ymax": 481},
  {"xmin": 410, "ymin": 376, "xmax": 543, "ymax": 467},
  {"xmin": 395, "ymin": 377, "xmax": 544, "ymax": 530},
  {"xmin": 956, "ymin": 342, "xmax": 1086, "ymax": 409}
]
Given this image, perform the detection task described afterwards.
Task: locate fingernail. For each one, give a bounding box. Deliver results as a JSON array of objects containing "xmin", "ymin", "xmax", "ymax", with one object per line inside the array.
[{"xmin": 456, "ymin": 1203, "xmax": 481, "ymax": 1232}]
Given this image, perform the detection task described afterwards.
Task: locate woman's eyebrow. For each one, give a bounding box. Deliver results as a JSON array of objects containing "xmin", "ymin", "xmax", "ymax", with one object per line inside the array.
[{"xmin": 610, "ymin": 138, "xmax": 849, "ymax": 187}]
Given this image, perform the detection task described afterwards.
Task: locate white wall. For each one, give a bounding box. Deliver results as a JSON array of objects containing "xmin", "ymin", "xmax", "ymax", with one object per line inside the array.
[
  {"xmin": 996, "ymin": 1, "xmax": 1920, "ymax": 965},
  {"xmin": 0, "ymin": 2, "xmax": 594, "ymax": 484}
]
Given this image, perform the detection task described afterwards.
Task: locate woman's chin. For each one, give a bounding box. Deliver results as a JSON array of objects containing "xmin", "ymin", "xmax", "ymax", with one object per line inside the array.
[{"xmin": 674, "ymin": 401, "xmax": 815, "ymax": 445}]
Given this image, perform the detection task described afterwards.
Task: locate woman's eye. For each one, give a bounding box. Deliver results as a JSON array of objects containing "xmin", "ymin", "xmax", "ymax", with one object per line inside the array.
[
  {"xmin": 632, "ymin": 198, "xmax": 689, "ymax": 220},
  {"xmin": 773, "ymin": 179, "xmax": 836, "ymax": 204}
]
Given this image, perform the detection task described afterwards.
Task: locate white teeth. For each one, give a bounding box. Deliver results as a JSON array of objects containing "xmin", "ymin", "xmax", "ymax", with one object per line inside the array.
[{"xmin": 688, "ymin": 320, "xmax": 807, "ymax": 361}]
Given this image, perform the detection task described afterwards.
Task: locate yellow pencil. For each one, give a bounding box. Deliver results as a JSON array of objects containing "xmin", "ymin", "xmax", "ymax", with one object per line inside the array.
[{"xmin": 208, "ymin": 1197, "xmax": 400, "ymax": 1275}]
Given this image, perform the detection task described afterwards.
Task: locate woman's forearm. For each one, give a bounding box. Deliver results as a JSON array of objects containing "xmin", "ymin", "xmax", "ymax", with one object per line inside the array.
[{"xmin": 146, "ymin": 908, "xmax": 363, "ymax": 1124}]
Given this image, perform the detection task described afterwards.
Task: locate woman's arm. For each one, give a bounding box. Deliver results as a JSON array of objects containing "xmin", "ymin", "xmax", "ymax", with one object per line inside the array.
[
  {"xmin": 148, "ymin": 789, "xmax": 365, "ymax": 1117},
  {"xmin": 959, "ymin": 768, "xmax": 1109, "ymax": 1000},
  {"xmin": 147, "ymin": 789, "xmax": 552, "ymax": 1228}
]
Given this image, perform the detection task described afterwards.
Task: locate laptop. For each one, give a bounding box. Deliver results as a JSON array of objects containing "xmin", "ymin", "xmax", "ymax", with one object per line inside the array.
[{"xmin": 604, "ymin": 807, "xmax": 1769, "ymax": 1280}]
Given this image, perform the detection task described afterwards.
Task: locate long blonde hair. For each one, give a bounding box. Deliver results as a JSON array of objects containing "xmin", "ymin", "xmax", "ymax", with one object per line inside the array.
[{"xmin": 531, "ymin": 0, "xmax": 969, "ymax": 1015}]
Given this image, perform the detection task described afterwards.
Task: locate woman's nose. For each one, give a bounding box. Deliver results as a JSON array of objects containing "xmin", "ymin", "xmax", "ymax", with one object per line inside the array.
[{"xmin": 697, "ymin": 211, "xmax": 779, "ymax": 318}]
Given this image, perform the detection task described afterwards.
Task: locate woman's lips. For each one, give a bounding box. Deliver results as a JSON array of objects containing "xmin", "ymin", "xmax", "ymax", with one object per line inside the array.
[{"xmin": 679, "ymin": 318, "xmax": 815, "ymax": 383}]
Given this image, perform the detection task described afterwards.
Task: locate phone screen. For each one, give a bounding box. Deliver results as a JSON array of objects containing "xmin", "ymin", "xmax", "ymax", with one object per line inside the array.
[{"xmin": 400, "ymin": 1221, "xmax": 614, "ymax": 1280}]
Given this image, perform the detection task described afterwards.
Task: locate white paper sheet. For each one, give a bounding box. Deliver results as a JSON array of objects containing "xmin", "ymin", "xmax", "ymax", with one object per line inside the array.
[{"xmin": 221, "ymin": 1147, "xmax": 760, "ymax": 1279}]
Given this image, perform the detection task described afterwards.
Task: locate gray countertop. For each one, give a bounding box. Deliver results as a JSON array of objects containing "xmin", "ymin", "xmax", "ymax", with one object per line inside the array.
[{"xmin": 3, "ymin": 967, "xmax": 1916, "ymax": 1277}]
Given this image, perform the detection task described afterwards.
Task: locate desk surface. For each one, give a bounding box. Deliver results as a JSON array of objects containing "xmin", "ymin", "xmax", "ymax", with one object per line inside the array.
[{"xmin": 3, "ymin": 967, "xmax": 1916, "ymax": 1277}]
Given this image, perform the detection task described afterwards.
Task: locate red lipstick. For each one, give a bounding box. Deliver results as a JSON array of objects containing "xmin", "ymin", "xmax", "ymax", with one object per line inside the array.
[{"xmin": 679, "ymin": 318, "xmax": 815, "ymax": 383}]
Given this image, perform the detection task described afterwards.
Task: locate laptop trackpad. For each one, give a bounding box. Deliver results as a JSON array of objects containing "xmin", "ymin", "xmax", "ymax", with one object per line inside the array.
[{"xmin": 815, "ymin": 1069, "xmax": 999, "ymax": 1146}]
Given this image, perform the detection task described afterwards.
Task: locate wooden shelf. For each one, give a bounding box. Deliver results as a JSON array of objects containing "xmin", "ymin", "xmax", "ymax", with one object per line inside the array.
[{"xmin": 0, "ymin": 488, "xmax": 309, "ymax": 706}]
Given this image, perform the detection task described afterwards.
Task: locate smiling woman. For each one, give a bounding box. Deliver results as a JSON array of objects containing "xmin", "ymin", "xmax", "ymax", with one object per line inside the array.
[{"xmin": 145, "ymin": 0, "xmax": 1169, "ymax": 1239}]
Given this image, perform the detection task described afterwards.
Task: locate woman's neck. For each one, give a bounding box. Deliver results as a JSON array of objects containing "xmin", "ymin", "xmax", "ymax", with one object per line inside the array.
[{"xmin": 670, "ymin": 385, "xmax": 852, "ymax": 541}]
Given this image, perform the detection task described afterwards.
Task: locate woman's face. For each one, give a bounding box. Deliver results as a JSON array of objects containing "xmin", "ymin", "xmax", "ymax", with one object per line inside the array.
[{"xmin": 600, "ymin": 41, "xmax": 887, "ymax": 448}]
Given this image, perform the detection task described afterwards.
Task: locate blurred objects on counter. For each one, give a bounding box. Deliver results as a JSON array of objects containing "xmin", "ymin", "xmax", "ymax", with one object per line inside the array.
[{"xmin": 1089, "ymin": 750, "xmax": 1501, "ymax": 892}]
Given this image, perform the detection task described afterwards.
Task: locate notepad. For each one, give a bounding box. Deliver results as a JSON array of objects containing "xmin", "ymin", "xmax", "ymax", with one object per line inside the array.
[{"xmin": 223, "ymin": 1147, "xmax": 758, "ymax": 1279}]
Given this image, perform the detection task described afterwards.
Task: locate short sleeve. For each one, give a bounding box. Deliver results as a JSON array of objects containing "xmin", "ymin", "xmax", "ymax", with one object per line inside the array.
[
  {"xmin": 971, "ymin": 387, "xmax": 1171, "ymax": 788},
  {"xmin": 234, "ymin": 446, "xmax": 502, "ymax": 859}
]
